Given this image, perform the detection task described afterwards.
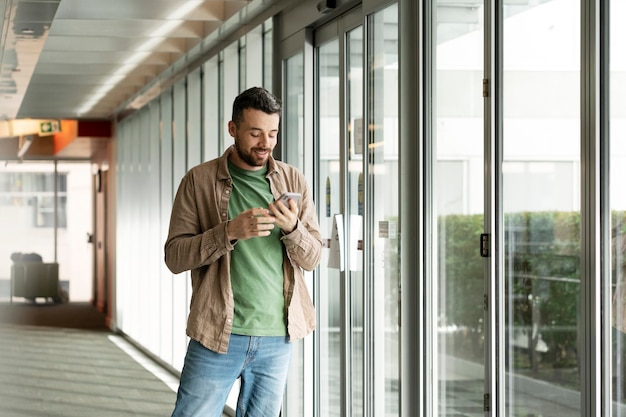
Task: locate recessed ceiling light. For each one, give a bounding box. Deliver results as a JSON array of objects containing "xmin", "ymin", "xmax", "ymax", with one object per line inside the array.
[{"xmin": 21, "ymin": 28, "xmax": 34, "ymax": 34}]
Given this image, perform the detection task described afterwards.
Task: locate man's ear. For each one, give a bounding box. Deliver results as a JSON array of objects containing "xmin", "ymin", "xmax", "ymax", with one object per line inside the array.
[{"xmin": 228, "ymin": 120, "xmax": 236, "ymax": 137}]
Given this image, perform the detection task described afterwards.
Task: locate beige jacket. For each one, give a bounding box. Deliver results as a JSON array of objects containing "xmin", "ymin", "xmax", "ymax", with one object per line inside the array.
[{"xmin": 164, "ymin": 146, "xmax": 322, "ymax": 353}]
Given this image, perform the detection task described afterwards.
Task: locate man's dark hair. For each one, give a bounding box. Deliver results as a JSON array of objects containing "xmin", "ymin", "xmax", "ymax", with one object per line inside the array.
[{"xmin": 231, "ymin": 87, "xmax": 282, "ymax": 127}]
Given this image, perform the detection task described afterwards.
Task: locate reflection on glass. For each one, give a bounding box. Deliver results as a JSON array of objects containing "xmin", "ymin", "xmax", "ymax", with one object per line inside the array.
[
  {"xmin": 222, "ymin": 42, "xmax": 240, "ymax": 154},
  {"xmin": 503, "ymin": 0, "xmax": 581, "ymax": 415},
  {"xmin": 284, "ymin": 53, "xmax": 305, "ymax": 171},
  {"xmin": 317, "ymin": 38, "xmax": 341, "ymax": 417},
  {"xmin": 368, "ymin": 6, "xmax": 399, "ymax": 416},
  {"xmin": 263, "ymin": 20, "xmax": 273, "ymax": 91},
  {"xmin": 434, "ymin": 0, "xmax": 485, "ymax": 414},
  {"xmin": 611, "ymin": 0, "xmax": 626, "ymax": 413}
]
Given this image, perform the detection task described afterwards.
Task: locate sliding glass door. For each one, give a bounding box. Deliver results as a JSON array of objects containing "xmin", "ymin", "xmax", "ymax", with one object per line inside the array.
[
  {"xmin": 317, "ymin": 34, "xmax": 342, "ymax": 416},
  {"xmin": 314, "ymin": 4, "xmax": 399, "ymax": 417},
  {"xmin": 433, "ymin": 0, "xmax": 486, "ymax": 412},
  {"xmin": 432, "ymin": 0, "xmax": 587, "ymax": 414},
  {"xmin": 501, "ymin": 0, "xmax": 581, "ymax": 414},
  {"xmin": 315, "ymin": 13, "xmax": 365, "ymax": 416}
]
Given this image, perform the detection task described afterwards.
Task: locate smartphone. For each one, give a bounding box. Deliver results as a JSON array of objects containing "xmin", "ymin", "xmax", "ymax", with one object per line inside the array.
[
  {"xmin": 269, "ymin": 192, "xmax": 301, "ymax": 215},
  {"xmin": 276, "ymin": 192, "xmax": 301, "ymax": 204}
]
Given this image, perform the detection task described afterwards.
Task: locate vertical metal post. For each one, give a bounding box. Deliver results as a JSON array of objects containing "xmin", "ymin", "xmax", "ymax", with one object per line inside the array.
[
  {"xmin": 339, "ymin": 19, "xmax": 350, "ymax": 417},
  {"xmin": 483, "ymin": 0, "xmax": 504, "ymax": 412},
  {"xmin": 54, "ymin": 160, "xmax": 59, "ymax": 263},
  {"xmin": 580, "ymin": 0, "xmax": 605, "ymax": 414},
  {"xmin": 399, "ymin": 0, "xmax": 425, "ymax": 416},
  {"xmin": 599, "ymin": 0, "xmax": 611, "ymax": 413}
]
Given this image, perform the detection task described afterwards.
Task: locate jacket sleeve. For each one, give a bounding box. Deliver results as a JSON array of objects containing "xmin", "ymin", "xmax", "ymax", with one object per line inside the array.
[
  {"xmin": 164, "ymin": 172, "xmax": 233, "ymax": 274},
  {"xmin": 281, "ymin": 179, "xmax": 322, "ymax": 271}
]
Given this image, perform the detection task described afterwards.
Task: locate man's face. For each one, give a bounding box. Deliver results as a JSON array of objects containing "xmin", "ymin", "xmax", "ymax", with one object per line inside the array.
[{"xmin": 228, "ymin": 108, "xmax": 280, "ymax": 170}]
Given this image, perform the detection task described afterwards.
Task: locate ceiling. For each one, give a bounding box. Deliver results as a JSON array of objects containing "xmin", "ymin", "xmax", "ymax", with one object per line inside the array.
[{"xmin": 0, "ymin": 0, "xmax": 269, "ymax": 160}]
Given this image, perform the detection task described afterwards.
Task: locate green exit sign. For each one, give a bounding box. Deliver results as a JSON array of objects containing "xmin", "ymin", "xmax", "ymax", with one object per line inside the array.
[{"xmin": 39, "ymin": 120, "xmax": 60, "ymax": 135}]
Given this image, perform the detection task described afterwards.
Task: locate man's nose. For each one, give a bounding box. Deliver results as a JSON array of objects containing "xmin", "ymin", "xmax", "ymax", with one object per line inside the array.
[{"xmin": 258, "ymin": 133, "xmax": 272, "ymax": 146}]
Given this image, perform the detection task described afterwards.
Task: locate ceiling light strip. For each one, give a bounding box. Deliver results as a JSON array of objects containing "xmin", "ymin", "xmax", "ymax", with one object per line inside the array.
[{"xmin": 77, "ymin": 1, "xmax": 203, "ymax": 116}]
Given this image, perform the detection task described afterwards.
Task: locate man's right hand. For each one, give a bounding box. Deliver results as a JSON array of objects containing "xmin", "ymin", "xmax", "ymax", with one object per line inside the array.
[{"xmin": 227, "ymin": 208, "xmax": 276, "ymax": 241}]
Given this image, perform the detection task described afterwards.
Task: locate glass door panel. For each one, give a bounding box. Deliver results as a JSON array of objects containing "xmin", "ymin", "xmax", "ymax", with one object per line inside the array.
[
  {"xmin": 347, "ymin": 26, "xmax": 364, "ymax": 417},
  {"xmin": 502, "ymin": 0, "xmax": 581, "ymax": 414},
  {"xmin": 367, "ymin": 6, "xmax": 399, "ymax": 416},
  {"xmin": 611, "ymin": 0, "xmax": 626, "ymax": 413},
  {"xmin": 283, "ymin": 50, "xmax": 306, "ymax": 417},
  {"xmin": 315, "ymin": 6, "xmax": 399, "ymax": 415},
  {"xmin": 56, "ymin": 162, "xmax": 93, "ymax": 302},
  {"xmin": 317, "ymin": 38, "xmax": 342, "ymax": 417},
  {"xmin": 434, "ymin": 0, "xmax": 485, "ymax": 414},
  {"xmin": 0, "ymin": 161, "xmax": 93, "ymax": 303},
  {"xmin": 315, "ymin": 17, "xmax": 366, "ymax": 417}
]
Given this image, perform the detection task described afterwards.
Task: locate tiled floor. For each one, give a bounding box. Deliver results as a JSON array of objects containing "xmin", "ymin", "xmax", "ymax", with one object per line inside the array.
[
  {"xmin": 0, "ymin": 302, "xmax": 231, "ymax": 417},
  {"xmin": 0, "ymin": 323, "xmax": 178, "ymax": 417}
]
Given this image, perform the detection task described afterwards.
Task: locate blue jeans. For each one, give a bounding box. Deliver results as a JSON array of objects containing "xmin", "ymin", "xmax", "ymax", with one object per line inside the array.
[{"xmin": 171, "ymin": 335, "xmax": 292, "ymax": 417}]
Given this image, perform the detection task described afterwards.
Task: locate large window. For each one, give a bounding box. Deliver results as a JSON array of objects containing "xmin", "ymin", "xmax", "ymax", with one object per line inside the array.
[
  {"xmin": 434, "ymin": 0, "xmax": 485, "ymax": 414},
  {"xmin": 502, "ymin": 0, "xmax": 581, "ymax": 414},
  {"xmin": 432, "ymin": 0, "xmax": 585, "ymax": 414},
  {"xmin": 0, "ymin": 162, "xmax": 92, "ymax": 302},
  {"xmin": 0, "ymin": 171, "xmax": 67, "ymax": 228}
]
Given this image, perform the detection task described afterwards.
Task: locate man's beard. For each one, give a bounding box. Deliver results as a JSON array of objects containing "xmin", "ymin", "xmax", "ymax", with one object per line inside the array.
[{"xmin": 234, "ymin": 141, "xmax": 270, "ymax": 167}]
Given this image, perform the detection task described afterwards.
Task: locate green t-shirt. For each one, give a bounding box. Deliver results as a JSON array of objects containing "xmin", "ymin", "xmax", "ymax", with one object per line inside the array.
[{"xmin": 227, "ymin": 161, "xmax": 286, "ymax": 336}]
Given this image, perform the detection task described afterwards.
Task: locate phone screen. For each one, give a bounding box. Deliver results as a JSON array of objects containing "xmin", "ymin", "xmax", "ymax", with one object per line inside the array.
[
  {"xmin": 278, "ymin": 192, "xmax": 301, "ymax": 203},
  {"xmin": 269, "ymin": 192, "xmax": 301, "ymax": 215}
]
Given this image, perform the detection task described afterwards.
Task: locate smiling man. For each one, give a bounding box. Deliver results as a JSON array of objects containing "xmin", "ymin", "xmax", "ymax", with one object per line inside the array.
[{"xmin": 164, "ymin": 87, "xmax": 322, "ymax": 417}]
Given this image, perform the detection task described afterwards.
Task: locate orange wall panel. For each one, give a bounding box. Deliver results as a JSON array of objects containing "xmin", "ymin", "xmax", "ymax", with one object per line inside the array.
[{"xmin": 53, "ymin": 120, "xmax": 78, "ymax": 154}]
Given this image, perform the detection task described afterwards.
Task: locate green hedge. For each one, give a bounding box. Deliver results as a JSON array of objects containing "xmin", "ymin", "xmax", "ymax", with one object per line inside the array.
[{"xmin": 439, "ymin": 210, "xmax": 626, "ymax": 369}]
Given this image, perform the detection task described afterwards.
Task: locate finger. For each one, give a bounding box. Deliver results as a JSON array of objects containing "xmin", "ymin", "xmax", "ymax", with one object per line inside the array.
[{"xmin": 248, "ymin": 207, "xmax": 268, "ymax": 218}]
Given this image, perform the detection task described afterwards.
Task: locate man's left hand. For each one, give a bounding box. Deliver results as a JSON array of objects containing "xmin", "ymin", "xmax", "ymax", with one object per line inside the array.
[{"xmin": 268, "ymin": 199, "xmax": 298, "ymax": 233}]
